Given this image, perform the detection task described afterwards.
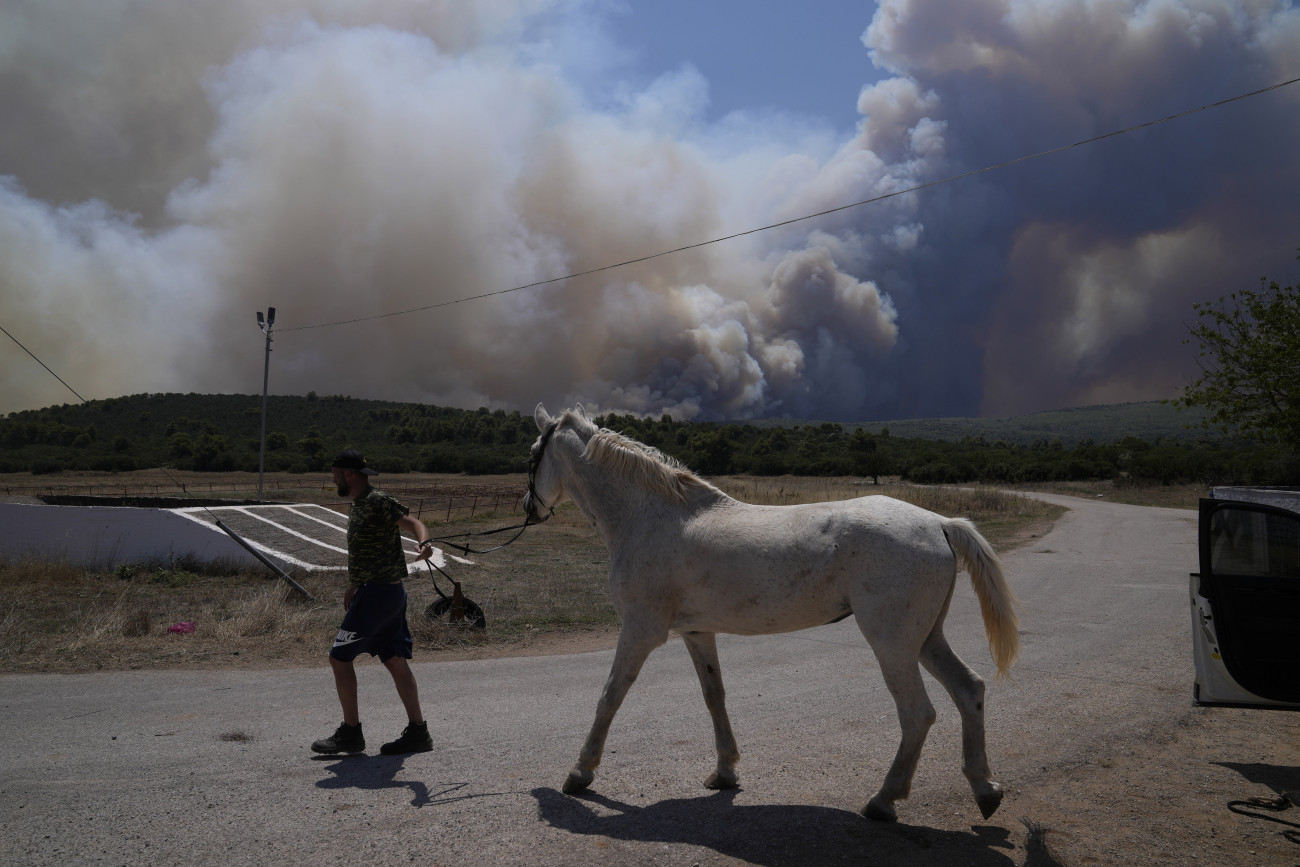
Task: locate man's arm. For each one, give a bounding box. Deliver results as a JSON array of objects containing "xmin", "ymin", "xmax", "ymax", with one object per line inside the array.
[{"xmin": 397, "ymin": 513, "xmax": 433, "ymax": 561}]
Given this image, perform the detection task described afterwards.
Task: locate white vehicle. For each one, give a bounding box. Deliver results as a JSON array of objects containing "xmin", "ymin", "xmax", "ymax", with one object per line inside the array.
[{"xmin": 1191, "ymin": 487, "xmax": 1300, "ymax": 708}]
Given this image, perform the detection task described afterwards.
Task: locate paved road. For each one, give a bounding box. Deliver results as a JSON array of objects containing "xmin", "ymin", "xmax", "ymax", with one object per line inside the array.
[{"xmin": 0, "ymin": 495, "xmax": 1236, "ymax": 865}]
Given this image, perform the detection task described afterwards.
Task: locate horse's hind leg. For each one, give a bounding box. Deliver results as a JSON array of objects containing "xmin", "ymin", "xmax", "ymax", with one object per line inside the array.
[
  {"xmin": 682, "ymin": 632, "xmax": 740, "ymax": 789},
  {"xmin": 920, "ymin": 629, "xmax": 1003, "ymax": 819},
  {"xmin": 859, "ymin": 619, "xmax": 936, "ymax": 822},
  {"xmin": 563, "ymin": 625, "xmax": 662, "ymax": 795}
]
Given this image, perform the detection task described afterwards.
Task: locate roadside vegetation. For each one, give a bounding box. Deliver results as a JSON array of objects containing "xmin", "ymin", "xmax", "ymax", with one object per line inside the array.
[{"xmin": 0, "ymin": 476, "xmax": 1066, "ymax": 675}]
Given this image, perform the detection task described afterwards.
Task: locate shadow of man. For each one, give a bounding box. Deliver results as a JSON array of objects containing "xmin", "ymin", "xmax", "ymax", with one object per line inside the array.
[
  {"xmin": 315, "ymin": 755, "xmax": 525, "ymax": 810},
  {"xmin": 532, "ymin": 787, "xmax": 1019, "ymax": 866},
  {"xmin": 314, "ymin": 754, "xmax": 435, "ymax": 807}
]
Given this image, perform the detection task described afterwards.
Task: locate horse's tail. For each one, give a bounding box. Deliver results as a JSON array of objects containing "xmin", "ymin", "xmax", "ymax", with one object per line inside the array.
[{"xmin": 942, "ymin": 517, "xmax": 1020, "ymax": 678}]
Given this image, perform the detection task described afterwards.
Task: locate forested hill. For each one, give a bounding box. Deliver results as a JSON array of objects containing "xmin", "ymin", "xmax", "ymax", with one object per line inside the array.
[
  {"xmin": 0, "ymin": 392, "xmax": 536, "ymax": 475},
  {"xmin": 833, "ymin": 401, "xmax": 1207, "ymax": 447},
  {"xmin": 2, "ymin": 393, "xmax": 1282, "ymax": 486}
]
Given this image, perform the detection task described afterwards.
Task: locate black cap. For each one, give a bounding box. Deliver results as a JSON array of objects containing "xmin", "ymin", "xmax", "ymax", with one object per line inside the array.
[{"xmin": 332, "ymin": 449, "xmax": 378, "ymax": 475}]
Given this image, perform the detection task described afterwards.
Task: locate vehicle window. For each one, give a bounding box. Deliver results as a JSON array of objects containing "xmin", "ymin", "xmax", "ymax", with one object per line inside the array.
[{"xmin": 1209, "ymin": 508, "xmax": 1300, "ymax": 578}]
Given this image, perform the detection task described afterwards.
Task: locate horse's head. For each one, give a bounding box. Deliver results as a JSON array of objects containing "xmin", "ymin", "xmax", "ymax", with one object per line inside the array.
[{"xmin": 523, "ymin": 403, "xmax": 587, "ymax": 523}]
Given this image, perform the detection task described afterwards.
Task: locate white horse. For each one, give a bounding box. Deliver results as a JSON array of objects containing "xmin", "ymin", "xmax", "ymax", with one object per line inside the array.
[{"xmin": 523, "ymin": 404, "xmax": 1020, "ymax": 822}]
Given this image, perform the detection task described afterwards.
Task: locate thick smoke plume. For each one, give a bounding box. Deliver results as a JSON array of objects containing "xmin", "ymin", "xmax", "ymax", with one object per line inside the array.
[{"xmin": 2, "ymin": 0, "xmax": 1297, "ymax": 421}]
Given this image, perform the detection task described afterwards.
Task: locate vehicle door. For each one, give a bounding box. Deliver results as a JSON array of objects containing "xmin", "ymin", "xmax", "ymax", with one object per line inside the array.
[{"xmin": 1191, "ymin": 497, "xmax": 1300, "ymax": 707}]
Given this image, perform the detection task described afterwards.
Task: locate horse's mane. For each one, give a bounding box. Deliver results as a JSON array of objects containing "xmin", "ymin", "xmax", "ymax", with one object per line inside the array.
[{"xmin": 562, "ymin": 411, "xmax": 721, "ymax": 504}]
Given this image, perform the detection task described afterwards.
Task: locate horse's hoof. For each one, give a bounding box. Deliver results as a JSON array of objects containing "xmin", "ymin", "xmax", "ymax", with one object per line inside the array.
[
  {"xmin": 704, "ymin": 770, "xmax": 739, "ymax": 790},
  {"xmin": 862, "ymin": 797, "xmax": 897, "ymax": 822},
  {"xmin": 976, "ymin": 783, "xmax": 1004, "ymax": 819},
  {"xmin": 562, "ymin": 769, "xmax": 594, "ymax": 795}
]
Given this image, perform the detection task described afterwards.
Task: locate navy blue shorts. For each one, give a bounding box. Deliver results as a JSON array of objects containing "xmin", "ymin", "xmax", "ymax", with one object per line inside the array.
[{"xmin": 330, "ymin": 582, "xmax": 413, "ymax": 663}]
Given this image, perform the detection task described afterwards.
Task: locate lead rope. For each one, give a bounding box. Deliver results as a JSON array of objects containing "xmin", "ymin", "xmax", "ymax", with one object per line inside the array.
[
  {"xmin": 430, "ymin": 421, "xmax": 558, "ymax": 555},
  {"xmin": 429, "ymin": 518, "xmax": 534, "ymax": 556}
]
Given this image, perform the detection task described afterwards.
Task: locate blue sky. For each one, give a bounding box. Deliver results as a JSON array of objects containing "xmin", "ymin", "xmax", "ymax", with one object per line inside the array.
[
  {"xmin": 2, "ymin": 0, "xmax": 1298, "ymax": 422},
  {"xmin": 601, "ymin": 1, "xmax": 882, "ymax": 130}
]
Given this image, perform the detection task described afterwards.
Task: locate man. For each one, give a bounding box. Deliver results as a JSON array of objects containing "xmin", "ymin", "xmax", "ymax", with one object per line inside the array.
[{"xmin": 311, "ymin": 449, "xmax": 435, "ymax": 756}]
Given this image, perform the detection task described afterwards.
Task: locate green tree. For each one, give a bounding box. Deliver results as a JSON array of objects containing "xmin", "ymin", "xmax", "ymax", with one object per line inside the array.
[
  {"xmin": 192, "ymin": 433, "xmax": 230, "ymax": 470},
  {"xmin": 849, "ymin": 429, "xmax": 888, "ymax": 484},
  {"xmin": 1174, "ymin": 255, "xmax": 1300, "ymax": 448},
  {"xmin": 297, "ymin": 426, "xmax": 326, "ymax": 456},
  {"xmin": 169, "ymin": 432, "xmax": 194, "ymax": 458}
]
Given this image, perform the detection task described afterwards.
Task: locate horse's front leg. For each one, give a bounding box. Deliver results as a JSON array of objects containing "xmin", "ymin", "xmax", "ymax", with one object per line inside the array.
[
  {"xmin": 563, "ymin": 623, "xmax": 663, "ymax": 795},
  {"xmin": 681, "ymin": 631, "xmax": 740, "ymax": 789}
]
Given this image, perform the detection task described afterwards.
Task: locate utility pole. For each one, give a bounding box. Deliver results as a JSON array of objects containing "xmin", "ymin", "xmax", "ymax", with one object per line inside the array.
[{"xmin": 256, "ymin": 307, "xmax": 276, "ymax": 503}]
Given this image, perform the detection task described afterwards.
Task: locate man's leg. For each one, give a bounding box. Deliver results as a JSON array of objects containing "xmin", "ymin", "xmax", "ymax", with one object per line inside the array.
[
  {"xmin": 331, "ymin": 656, "xmax": 361, "ymax": 726},
  {"xmin": 382, "ymin": 656, "xmax": 424, "ymax": 723},
  {"xmin": 312, "ymin": 654, "xmax": 365, "ymax": 753},
  {"xmin": 379, "ymin": 656, "xmax": 432, "ymax": 755}
]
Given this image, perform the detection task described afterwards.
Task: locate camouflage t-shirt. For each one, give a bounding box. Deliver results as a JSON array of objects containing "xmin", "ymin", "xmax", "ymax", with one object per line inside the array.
[{"xmin": 346, "ymin": 487, "xmax": 410, "ymax": 588}]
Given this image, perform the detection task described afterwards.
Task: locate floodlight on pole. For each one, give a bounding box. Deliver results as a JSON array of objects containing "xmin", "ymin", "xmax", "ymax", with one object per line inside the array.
[{"xmin": 256, "ymin": 307, "xmax": 275, "ymax": 503}]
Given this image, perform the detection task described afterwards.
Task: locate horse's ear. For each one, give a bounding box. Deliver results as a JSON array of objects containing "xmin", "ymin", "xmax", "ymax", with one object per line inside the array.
[
  {"xmin": 534, "ymin": 403, "xmax": 553, "ymax": 432},
  {"xmin": 574, "ymin": 403, "xmax": 588, "ymax": 420}
]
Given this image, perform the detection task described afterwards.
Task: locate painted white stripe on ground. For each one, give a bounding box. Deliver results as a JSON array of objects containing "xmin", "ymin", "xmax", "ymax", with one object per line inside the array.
[
  {"xmin": 231, "ymin": 506, "xmax": 350, "ymax": 554},
  {"xmin": 168, "ymin": 507, "xmax": 346, "ymax": 571}
]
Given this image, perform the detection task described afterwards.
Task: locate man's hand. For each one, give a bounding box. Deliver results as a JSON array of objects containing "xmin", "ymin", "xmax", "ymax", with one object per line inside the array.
[
  {"xmin": 415, "ymin": 539, "xmax": 434, "ymax": 561},
  {"xmin": 343, "ymin": 586, "xmax": 356, "ymax": 611}
]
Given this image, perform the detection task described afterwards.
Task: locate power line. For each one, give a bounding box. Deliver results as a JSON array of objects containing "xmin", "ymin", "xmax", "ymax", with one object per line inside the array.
[
  {"xmin": 280, "ymin": 74, "xmax": 1300, "ymax": 334},
  {"xmin": 0, "ymin": 322, "xmax": 88, "ymax": 404}
]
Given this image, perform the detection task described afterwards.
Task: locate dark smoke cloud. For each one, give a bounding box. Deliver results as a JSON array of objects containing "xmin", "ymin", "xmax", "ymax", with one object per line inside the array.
[
  {"xmin": 859, "ymin": 0, "xmax": 1300, "ymax": 417},
  {"xmin": 2, "ymin": 0, "xmax": 1297, "ymax": 422}
]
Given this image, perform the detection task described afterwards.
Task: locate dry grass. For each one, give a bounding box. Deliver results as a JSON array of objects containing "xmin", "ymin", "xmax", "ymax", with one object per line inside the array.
[
  {"xmin": 0, "ymin": 475, "xmax": 1067, "ymax": 674},
  {"xmin": 0, "ymin": 558, "xmax": 333, "ymax": 673}
]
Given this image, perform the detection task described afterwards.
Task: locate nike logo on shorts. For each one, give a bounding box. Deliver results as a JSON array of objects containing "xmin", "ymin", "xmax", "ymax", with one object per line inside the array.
[{"xmin": 332, "ymin": 630, "xmax": 361, "ymax": 647}]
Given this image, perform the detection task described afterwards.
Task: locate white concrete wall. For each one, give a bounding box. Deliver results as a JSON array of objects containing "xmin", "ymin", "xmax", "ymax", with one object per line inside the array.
[{"xmin": 0, "ymin": 503, "xmax": 269, "ymax": 569}]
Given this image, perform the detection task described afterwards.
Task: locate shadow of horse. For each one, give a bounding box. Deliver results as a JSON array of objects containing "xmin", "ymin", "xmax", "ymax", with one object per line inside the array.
[{"xmin": 532, "ymin": 787, "xmax": 1023, "ymax": 866}]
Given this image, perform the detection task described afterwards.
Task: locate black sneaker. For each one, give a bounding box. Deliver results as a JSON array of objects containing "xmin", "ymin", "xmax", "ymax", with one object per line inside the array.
[
  {"xmin": 311, "ymin": 722, "xmax": 365, "ymax": 754},
  {"xmin": 380, "ymin": 721, "xmax": 433, "ymax": 755}
]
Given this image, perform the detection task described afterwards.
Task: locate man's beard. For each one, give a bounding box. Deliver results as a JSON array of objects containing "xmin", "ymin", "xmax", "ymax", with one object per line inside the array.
[{"xmin": 337, "ymin": 483, "xmax": 350, "ymax": 497}]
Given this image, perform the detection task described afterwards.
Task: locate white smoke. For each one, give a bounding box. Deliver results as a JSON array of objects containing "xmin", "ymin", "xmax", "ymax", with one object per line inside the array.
[{"xmin": 1, "ymin": 0, "xmax": 1297, "ymax": 421}]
